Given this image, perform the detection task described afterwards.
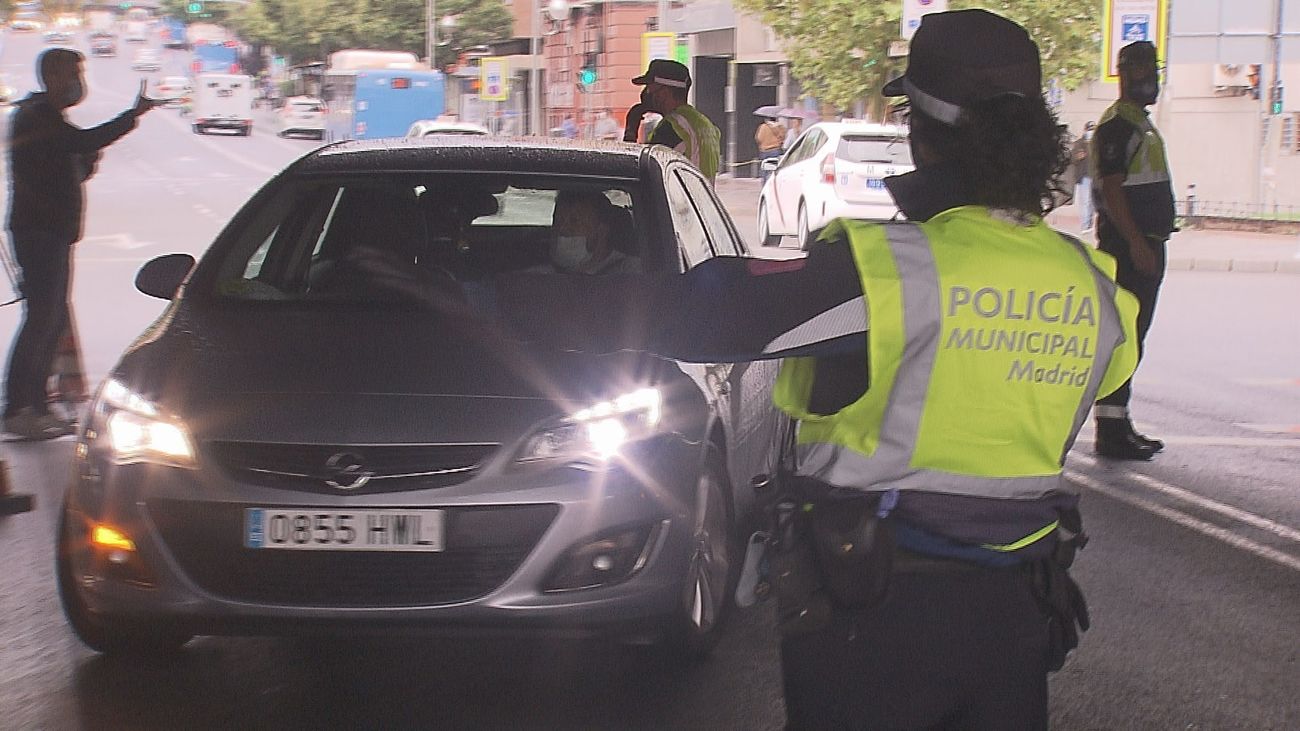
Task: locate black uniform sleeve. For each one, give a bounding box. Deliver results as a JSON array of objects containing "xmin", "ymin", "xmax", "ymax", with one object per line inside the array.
[
  {"xmin": 48, "ymin": 109, "xmax": 139, "ymax": 155},
  {"xmin": 1093, "ymin": 117, "xmax": 1134, "ymax": 179},
  {"xmin": 648, "ymin": 121, "xmax": 683, "ymax": 150},
  {"xmin": 495, "ymin": 237, "xmax": 865, "ymax": 364}
]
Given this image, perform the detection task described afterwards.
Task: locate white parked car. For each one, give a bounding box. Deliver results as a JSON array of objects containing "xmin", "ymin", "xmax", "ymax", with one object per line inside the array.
[
  {"xmin": 130, "ymin": 48, "xmax": 161, "ymax": 72},
  {"xmin": 405, "ymin": 119, "xmax": 491, "ymax": 137},
  {"xmin": 277, "ymin": 96, "xmax": 325, "ymax": 138},
  {"xmin": 757, "ymin": 121, "xmax": 913, "ymax": 249},
  {"xmin": 153, "ymin": 76, "xmax": 191, "ymax": 106}
]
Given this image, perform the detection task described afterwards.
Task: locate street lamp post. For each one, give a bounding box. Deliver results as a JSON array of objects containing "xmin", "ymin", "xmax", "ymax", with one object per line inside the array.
[
  {"xmin": 426, "ymin": 0, "xmax": 437, "ymax": 69},
  {"xmin": 531, "ymin": 0, "xmax": 569, "ymax": 136}
]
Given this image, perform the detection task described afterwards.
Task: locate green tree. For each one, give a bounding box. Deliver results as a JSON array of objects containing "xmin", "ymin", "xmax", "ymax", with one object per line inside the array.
[
  {"xmin": 229, "ymin": 0, "xmax": 510, "ymax": 66},
  {"xmin": 733, "ymin": 0, "xmax": 1101, "ymax": 118}
]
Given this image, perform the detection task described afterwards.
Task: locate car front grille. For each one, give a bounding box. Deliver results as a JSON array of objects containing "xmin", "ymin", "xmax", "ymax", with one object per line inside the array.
[
  {"xmin": 148, "ymin": 499, "xmax": 559, "ymax": 608},
  {"xmin": 205, "ymin": 441, "xmax": 499, "ymax": 495}
]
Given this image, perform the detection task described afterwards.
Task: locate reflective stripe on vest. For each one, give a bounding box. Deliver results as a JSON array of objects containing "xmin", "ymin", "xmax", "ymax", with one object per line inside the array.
[
  {"xmin": 774, "ymin": 214, "xmax": 1130, "ymax": 501},
  {"xmin": 663, "ymin": 105, "xmax": 721, "ymax": 182},
  {"xmin": 1098, "ymin": 100, "xmax": 1171, "ymax": 187}
]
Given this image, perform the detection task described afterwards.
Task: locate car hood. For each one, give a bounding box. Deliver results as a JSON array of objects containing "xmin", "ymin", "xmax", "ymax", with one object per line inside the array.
[{"xmin": 122, "ymin": 304, "xmax": 680, "ymax": 445}]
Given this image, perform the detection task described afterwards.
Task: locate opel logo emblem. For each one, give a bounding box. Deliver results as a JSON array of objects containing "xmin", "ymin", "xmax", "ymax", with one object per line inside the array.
[{"xmin": 323, "ymin": 452, "xmax": 373, "ymax": 490}]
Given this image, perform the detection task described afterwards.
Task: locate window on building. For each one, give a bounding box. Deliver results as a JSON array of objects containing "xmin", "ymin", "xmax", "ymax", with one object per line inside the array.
[{"xmin": 1284, "ymin": 114, "xmax": 1299, "ymax": 155}]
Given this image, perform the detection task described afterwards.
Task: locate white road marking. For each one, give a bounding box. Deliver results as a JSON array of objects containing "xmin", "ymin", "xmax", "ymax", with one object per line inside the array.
[
  {"xmin": 1233, "ymin": 423, "xmax": 1300, "ymax": 435},
  {"xmin": 1233, "ymin": 378, "xmax": 1300, "ymax": 387},
  {"xmin": 79, "ymin": 234, "xmax": 148, "ymax": 250},
  {"xmin": 1071, "ymin": 453, "xmax": 1300, "ymax": 543},
  {"xmin": 1073, "ymin": 434, "xmax": 1300, "ymax": 448},
  {"xmin": 151, "ymin": 108, "xmax": 285, "ymax": 178},
  {"xmin": 1065, "ymin": 470, "xmax": 1300, "ymax": 573}
]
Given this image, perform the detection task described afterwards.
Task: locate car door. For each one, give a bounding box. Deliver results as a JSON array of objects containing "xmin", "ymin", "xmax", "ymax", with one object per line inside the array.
[
  {"xmin": 773, "ymin": 131, "xmax": 822, "ymax": 229},
  {"xmin": 669, "ymin": 166, "xmax": 788, "ymax": 520}
]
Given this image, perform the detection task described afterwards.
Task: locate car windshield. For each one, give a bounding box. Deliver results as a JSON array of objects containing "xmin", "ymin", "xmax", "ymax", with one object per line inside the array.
[
  {"xmin": 201, "ymin": 173, "xmax": 650, "ymax": 306},
  {"xmin": 836, "ymin": 135, "xmax": 913, "ymax": 165},
  {"xmin": 291, "ymin": 101, "xmax": 323, "ymax": 112}
]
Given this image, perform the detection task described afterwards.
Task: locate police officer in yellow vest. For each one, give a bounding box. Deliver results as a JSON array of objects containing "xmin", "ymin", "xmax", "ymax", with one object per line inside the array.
[
  {"xmin": 623, "ymin": 59, "xmax": 721, "ymax": 182},
  {"xmin": 1091, "ymin": 40, "xmax": 1176, "ymax": 460},
  {"xmin": 502, "ymin": 10, "xmax": 1139, "ymax": 728}
]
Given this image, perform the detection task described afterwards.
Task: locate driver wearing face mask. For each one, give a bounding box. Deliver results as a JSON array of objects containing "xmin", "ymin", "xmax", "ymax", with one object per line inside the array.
[
  {"xmin": 550, "ymin": 190, "xmax": 641, "ymax": 275},
  {"xmin": 4, "ymin": 48, "xmax": 158, "ymax": 441}
]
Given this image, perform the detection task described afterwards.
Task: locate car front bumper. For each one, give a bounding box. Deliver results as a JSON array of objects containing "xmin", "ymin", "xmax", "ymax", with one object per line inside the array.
[{"xmin": 64, "ymin": 436, "xmax": 703, "ymax": 641}]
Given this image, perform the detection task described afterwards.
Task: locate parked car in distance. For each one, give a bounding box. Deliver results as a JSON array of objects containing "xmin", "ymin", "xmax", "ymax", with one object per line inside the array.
[
  {"xmin": 153, "ymin": 76, "xmax": 191, "ymax": 106},
  {"xmin": 131, "ymin": 48, "xmax": 161, "ymax": 72},
  {"xmin": 277, "ymin": 96, "xmax": 325, "ymax": 138},
  {"xmin": 9, "ymin": 13, "xmax": 45, "ymax": 32},
  {"xmin": 42, "ymin": 28, "xmax": 73, "ymax": 43},
  {"xmin": 406, "ymin": 119, "xmax": 491, "ymax": 137},
  {"xmin": 89, "ymin": 32, "xmax": 117, "ymax": 58},
  {"xmin": 58, "ymin": 137, "xmax": 788, "ymax": 663},
  {"xmin": 758, "ymin": 121, "xmax": 914, "ymax": 249}
]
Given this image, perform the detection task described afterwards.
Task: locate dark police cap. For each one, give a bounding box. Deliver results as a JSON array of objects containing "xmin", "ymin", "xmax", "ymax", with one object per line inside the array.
[
  {"xmin": 632, "ymin": 59, "xmax": 691, "ymax": 89},
  {"xmin": 1117, "ymin": 41, "xmax": 1158, "ymax": 68},
  {"xmin": 882, "ymin": 9, "xmax": 1041, "ymax": 126}
]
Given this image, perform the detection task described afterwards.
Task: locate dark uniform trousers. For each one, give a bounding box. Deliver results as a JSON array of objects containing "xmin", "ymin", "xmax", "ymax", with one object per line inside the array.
[
  {"xmin": 1095, "ymin": 220, "xmax": 1167, "ymax": 409},
  {"xmin": 781, "ymin": 566, "xmax": 1051, "ymax": 731},
  {"xmin": 4, "ymin": 230, "xmax": 73, "ymax": 417}
]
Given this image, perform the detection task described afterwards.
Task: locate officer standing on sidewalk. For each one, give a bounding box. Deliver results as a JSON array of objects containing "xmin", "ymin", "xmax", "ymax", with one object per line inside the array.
[
  {"xmin": 1091, "ymin": 40, "xmax": 1176, "ymax": 460},
  {"xmin": 503, "ymin": 10, "xmax": 1140, "ymax": 728}
]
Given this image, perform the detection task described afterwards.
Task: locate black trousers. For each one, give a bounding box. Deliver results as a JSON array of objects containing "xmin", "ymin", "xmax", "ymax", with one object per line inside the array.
[
  {"xmin": 781, "ymin": 567, "xmax": 1051, "ymax": 731},
  {"xmin": 1096, "ymin": 223, "xmax": 1166, "ymax": 409},
  {"xmin": 4, "ymin": 230, "xmax": 72, "ymax": 417}
]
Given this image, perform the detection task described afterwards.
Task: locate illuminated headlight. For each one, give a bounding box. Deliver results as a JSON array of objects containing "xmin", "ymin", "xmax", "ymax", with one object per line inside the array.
[
  {"xmin": 517, "ymin": 388, "xmax": 663, "ymax": 464},
  {"xmin": 96, "ymin": 379, "xmax": 196, "ymax": 468}
]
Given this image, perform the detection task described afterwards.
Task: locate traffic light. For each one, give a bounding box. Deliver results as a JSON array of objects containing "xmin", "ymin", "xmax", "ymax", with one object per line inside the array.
[
  {"xmin": 186, "ymin": 1, "xmax": 203, "ymax": 13},
  {"xmin": 1270, "ymin": 84, "xmax": 1284, "ymax": 115},
  {"xmin": 578, "ymin": 53, "xmax": 597, "ymax": 91}
]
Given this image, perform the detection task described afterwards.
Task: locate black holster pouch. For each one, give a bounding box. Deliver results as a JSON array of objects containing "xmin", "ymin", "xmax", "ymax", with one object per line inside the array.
[
  {"xmin": 1025, "ymin": 511, "xmax": 1091, "ymax": 671},
  {"xmin": 769, "ymin": 479, "xmax": 895, "ymax": 638}
]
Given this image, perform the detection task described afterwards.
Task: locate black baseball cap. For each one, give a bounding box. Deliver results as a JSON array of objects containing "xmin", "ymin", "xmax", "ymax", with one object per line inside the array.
[
  {"xmin": 632, "ymin": 59, "xmax": 691, "ymax": 89},
  {"xmin": 1117, "ymin": 41, "xmax": 1158, "ymax": 68},
  {"xmin": 882, "ymin": 9, "xmax": 1041, "ymax": 126}
]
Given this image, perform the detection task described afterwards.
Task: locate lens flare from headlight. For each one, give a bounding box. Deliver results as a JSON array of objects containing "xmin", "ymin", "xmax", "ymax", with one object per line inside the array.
[
  {"xmin": 518, "ymin": 387, "xmax": 663, "ymax": 464},
  {"xmin": 586, "ymin": 418, "xmax": 629, "ymax": 459},
  {"xmin": 98, "ymin": 380, "xmax": 196, "ymax": 467}
]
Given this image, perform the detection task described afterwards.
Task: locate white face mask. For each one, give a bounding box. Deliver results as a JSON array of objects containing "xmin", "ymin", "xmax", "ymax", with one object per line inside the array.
[{"xmin": 552, "ymin": 236, "xmax": 589, "ymax": 271}]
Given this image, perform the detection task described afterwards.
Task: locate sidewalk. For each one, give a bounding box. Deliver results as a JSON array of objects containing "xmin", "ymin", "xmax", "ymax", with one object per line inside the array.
[
  {"xmin": 715, "ymin": 177, "xmax": 1300, "ymax": 274},
  {"xmin": 1048, "ymin": 208, "xmax": 1300, "ymax": 275}
]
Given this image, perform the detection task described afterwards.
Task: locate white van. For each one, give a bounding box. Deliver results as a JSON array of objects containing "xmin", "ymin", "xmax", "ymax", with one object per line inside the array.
[{"xmin": 191, "ymin": 74, "xmax": 254, "ymax": 136}]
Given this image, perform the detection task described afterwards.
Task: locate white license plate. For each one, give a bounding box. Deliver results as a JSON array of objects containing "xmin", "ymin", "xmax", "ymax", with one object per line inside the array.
[{"xmin": 245, "ymin": 508, "xmax": 445, "ymax": 551}]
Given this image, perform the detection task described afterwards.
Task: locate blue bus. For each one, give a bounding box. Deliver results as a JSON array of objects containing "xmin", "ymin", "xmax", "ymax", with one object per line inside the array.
[{"xmin": 322, "ymin": 67, "xmax": 445, "ymax": 142}]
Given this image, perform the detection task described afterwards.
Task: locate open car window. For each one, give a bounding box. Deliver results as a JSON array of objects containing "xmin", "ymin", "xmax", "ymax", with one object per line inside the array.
[{"xmin": 202, "ymin": 174, "xmax": 656, "ymax": 306}]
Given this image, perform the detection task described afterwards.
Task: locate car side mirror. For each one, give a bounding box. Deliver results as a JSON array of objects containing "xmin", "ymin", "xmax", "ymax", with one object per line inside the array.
[
  {"xmin": 135, "ymin": 253, "xmax": 195, "ymax": 300},
  {"xmin": 760, "ymin": 158, "xmax": 780, "ymax": 172}
]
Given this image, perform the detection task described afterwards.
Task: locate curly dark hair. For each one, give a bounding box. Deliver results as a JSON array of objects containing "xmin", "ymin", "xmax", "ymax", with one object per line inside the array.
[{"xmin": 907, "ymin": 94, "xmax": 1071, "ymax": 218}]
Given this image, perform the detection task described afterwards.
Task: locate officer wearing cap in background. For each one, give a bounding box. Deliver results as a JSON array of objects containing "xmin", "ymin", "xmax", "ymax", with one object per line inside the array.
[
  {"xmin": 623, "ymin": 59, "xmax": 721, "ymax": 182},
  {"xmin": 1091, "ymin": 40, "xmax": 1176, "ymax": 461},
  {"xmin": 504, "ymin": 9, "xmax": 1140, "ymax": 729}
]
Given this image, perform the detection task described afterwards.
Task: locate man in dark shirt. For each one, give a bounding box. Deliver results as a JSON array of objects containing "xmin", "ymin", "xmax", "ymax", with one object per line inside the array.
[
  {"xmin": 4, "ymin": 48, "xmax": 156, "ymax": 439},
  {"xmin": 1090, "ymin": 41, "xmax": 1176, "ymax": 460}
]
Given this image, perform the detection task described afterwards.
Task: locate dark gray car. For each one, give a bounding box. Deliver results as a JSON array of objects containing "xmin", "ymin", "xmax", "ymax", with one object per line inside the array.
[{"xmin": 58, "ymin": 137, "xmax": 789, "ymax": 659}]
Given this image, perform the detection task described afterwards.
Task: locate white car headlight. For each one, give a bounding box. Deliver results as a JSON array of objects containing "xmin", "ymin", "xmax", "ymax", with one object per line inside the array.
[
  {"xmin": 96, "ymin": 379, "xmax": 196, "ymax": 468},
  {"xmin": 517, "ymin": 388, "xmax": 663, "ymax": 464}
]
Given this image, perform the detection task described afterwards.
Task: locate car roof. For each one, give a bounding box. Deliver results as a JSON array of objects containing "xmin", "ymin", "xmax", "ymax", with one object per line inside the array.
[
  {"xmin": 810, "ymin": 121, "xmax": 909, "ymax": 139},
  {"xmin": 294, "ymin": 136, "xmax": 659, "ymax": 180}
]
